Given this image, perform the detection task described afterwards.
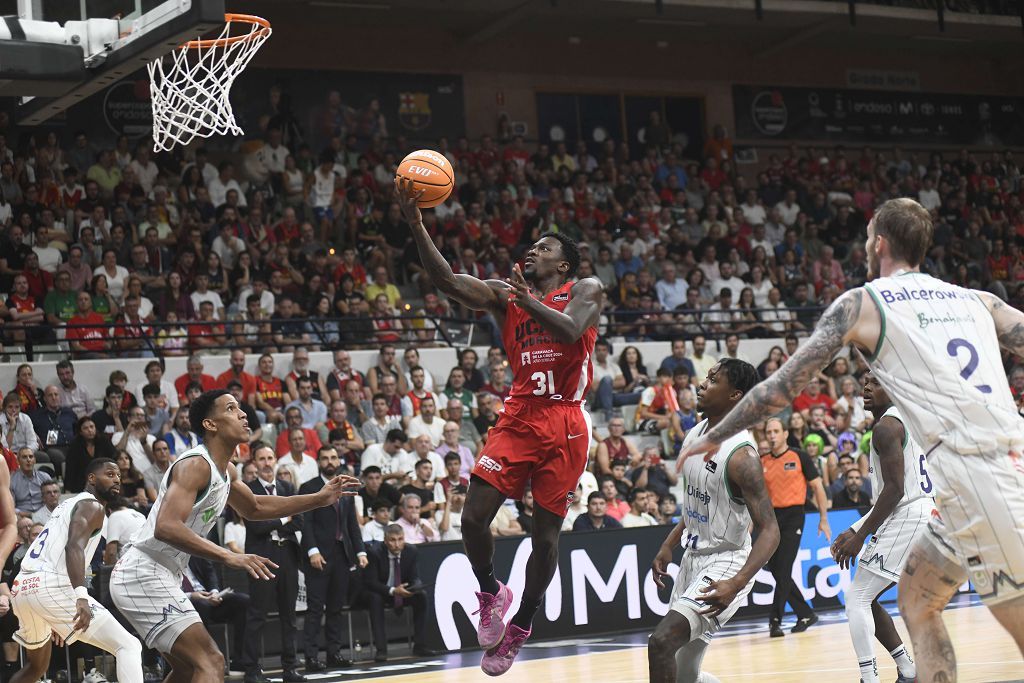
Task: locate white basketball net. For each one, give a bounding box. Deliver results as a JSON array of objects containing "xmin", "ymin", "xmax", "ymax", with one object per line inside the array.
[{"xmin": 147, "ymin": 15, "xmax": 271, "ymax": 152}]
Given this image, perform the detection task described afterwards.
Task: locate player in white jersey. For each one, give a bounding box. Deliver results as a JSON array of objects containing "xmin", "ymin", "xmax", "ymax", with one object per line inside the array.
[
  {"xmin": 0, "ymin": 461, "xmax": 20, "ymax": 619},
  {"xmin": 109, "ymin": 389, "xmax": 360, "ymax": 683},
  {"xmin": 680, "ymin": 198, "xmax": 1024, "ymax": 681},
  {"xmin": 832, "ymin": 372, "xmax": 935, "ymax": 683},
  {"xmin": 10, "ymin": 458, "xmax": 143, "ymax": 683},
  {"xmin": 648, "ymin": 360, "xmax": 779, "ymax": 683}
]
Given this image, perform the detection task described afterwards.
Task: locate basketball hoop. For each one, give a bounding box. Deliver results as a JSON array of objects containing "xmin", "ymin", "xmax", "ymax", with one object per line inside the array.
[{"xmin": 147, "ymin": 13, "xmax": 271, "ymax": 152}]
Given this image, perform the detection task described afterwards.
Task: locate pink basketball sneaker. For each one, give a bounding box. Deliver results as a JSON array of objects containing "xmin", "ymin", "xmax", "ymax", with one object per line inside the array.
[
  {"xmin": 473, "ymin": 582, "xmax": 513, "ymax": 650},
  {"xmin": 481, "ymin": 623, "xmax": 531, "ymax": 677}
]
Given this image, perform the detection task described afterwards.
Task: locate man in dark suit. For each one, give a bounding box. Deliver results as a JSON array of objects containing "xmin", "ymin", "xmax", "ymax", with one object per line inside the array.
[
  {"xmin": 183, "ymin": 554, "xmax": 251, "ymax": 673},
  {"xmin": 298, "ymin": 445, "xmax": 366, "ymax": 671},
  {"xmin": 360, "ymin": 524, "xmax": 437, "ymax": 662},
  {"xmin": 241, "ymin": 443, "xmax": 305, "ymax": 683}
]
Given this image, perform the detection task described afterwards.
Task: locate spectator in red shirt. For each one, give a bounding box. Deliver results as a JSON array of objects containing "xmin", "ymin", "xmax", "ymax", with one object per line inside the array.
[
  {"xmin": 792, "ymin": 377, "xmax": 835, "ymax": 417},
  {"xmin": 216, "ymin": 348, "xmax": 258, "ymax": 399},
  {"xmin": 492, "ymin": 204, "xmax": 522, "ymax": 249},
  {"xmin": 21, "ymin": 252, "xmax": 53, "ymax": 302},
  {"xmin": 187, "ymin": 300, "xmax": 227, "ymax": 353},
  {"xmin": 332, "ymin": 246, "xmax": 367, "ymax": 288},
  {"xmin": 66, "ymin": 291, "xmax": 111, "ymax": 359},
  {"xmin": 5, "ymin": 273, "xmax": 47, "ymax": 344},
  {"xmin": 502, "ymin": 135, "xmax": 530, "ymax": 168},
  {"xmin": 173, "ymin": 354, "xmax": 218, "ymax": 402},
  {"xmin": 699, "ymin": 157, "xmax": 728, "ymax": 191}
]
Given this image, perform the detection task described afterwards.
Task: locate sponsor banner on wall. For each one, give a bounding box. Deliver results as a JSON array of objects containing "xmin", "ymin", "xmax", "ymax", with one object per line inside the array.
[
  {"xmin": 415, "ymin": 509, "xmax": 935, "ymax": 650},
  {"xmin": 733, "ymin": 84, "xmax": 1024, "ymax": 146},
  {"xmin": 845, "ymin": 69, "xmax": 920, "ymax": 91}
]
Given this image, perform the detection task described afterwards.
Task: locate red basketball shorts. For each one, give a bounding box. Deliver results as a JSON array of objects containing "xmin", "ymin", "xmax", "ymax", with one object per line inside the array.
[{"xmin": 472, "ymin": 398, "xmax": 592, "ymax": 517}]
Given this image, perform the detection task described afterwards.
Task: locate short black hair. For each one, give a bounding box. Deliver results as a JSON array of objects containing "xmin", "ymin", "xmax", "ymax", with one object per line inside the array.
[
  {"xmin": 415, "ymin": 459, "xmax": 431, "ymax": 469},
  {"xmin": 385, "ymin": 429, "xmax": 406, "ymax": 443},
  {"xmin": 716, "ymin": 358, "xmax": 760, "ymax": 396},
  {"xmin": 189, "ymin": 389, "xmax": 231, "ymax": 437},
  {"xmin": 443, "ymin": 452, "xmax": 461, "ymax": 464},
  {"xmin": 540, "ymin": 231, "xmax": 581, "ymax": 278},
  {"xmin": 105, "ymin": 384, "xmax": 123, "ymax": 397},
  {"xmin": 56, "ymin": 359, "xmax": 73, "ymax": 372},
  {"xmin": 86, "ymin": 457, "xmax": 117, "ymax": 478},
  {"xmin": 587, "ymin": 491, "xmax": 605, "ymax": 504},
  {"xmin": 595, "ymin": 337, "xmax": 612, "ymax": 353},
  {"xmin": 626, "ymin": 486, "xmax": 648, "ymax": 505},
  {"xmin": 362, "ymin": 465, "xmax": 382, "ymax": 476},
  {"xmin": 142, "ymin": 383, "xmax": 161, "ymax": 398}
]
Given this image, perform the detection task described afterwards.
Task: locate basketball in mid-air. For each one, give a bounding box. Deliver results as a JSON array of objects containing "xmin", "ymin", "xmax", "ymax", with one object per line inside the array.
[{"xmin": 396, "ymin": 149, "xmax": 454, "ymax": 208}]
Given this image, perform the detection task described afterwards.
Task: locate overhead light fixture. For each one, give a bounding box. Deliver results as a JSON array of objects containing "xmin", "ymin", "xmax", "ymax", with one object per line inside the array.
[
  {"xmin": 308, "ymin": 1, "xmax": 392, "ymax": 9},
  {"xmin": 637, "ymin": 18, "xmax": 707, "ymax": 27}
]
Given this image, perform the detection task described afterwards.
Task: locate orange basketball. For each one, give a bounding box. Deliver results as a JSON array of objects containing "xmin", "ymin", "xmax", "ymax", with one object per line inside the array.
[{"xmin": 396, "ymin": 149, "xmax": 454, "ymax": 208}]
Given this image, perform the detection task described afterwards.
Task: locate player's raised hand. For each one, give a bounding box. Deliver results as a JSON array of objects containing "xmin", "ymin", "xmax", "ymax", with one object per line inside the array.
[
  {"xmin": 506, "ymin": 263, "xmax": 532, "ymax": 309},
  {"xmin": 676, "ymin": 437, "xmax": 721, "ymax": 472},
  {"xmin": 818, "ymin": 516, "xmax": 832, "ymax": 543},
  {"xmin": 226, "ymin": 552, "xmax": 278, "ymax": 580},
  {"xmin": 72, "ymin": 598, "xmax": 92, "ymax": 632},
  {"xmin": 697, "ymin": 577, "xmax": 740, "ymax": 617},
  {"xmin": 321, "ymin": 474, "xmax": 361, "ymax": 503},
  {"xmin": 651, "ymin": 544, "xmax": 674, "ymax": 590},
  {"xmin": 393, "ymin": 177, "xmax": 424, "ymax": 225}
]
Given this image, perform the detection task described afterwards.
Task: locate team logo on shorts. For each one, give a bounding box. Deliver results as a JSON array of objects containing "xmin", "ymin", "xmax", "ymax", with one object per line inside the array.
[{"xmin": 477, "ymin": 456, "xmax": 503, "ymax": 473}]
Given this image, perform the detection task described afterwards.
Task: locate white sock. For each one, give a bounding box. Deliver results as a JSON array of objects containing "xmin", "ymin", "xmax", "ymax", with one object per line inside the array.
[
  {"xmin": 889, "ymin": 645, "xmax": 915, "ymax": 678},
  {"xmin": 858, "ymin": 657, "xmax": 879, "ymax": 683}
]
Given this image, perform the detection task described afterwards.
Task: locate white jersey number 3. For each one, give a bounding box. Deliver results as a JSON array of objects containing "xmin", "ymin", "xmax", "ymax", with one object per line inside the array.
[{"xmin": 531, "ymin": 370, "xmax": 562, "ymax": 400}]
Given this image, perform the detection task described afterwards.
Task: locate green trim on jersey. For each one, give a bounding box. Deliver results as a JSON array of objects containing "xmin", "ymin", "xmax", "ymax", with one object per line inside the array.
[
  {"xmin": 864, "ymin": 286, "xmax": 887, "ymax": 362},
  {"xmin": 723, "ymin": 441, "xmax": 754, "ymax": 504}
]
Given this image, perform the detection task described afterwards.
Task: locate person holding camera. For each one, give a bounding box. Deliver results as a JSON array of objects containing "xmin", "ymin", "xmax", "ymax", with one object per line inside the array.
[{"xmin": 629, "ymin": 446, "xmax": 678, "ymax": 499}]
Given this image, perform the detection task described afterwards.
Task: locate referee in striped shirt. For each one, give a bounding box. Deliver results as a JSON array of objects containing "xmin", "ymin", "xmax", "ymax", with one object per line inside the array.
[{"xmin": 761, "ymin": 417, "xmax": 831, "ymax": 637}]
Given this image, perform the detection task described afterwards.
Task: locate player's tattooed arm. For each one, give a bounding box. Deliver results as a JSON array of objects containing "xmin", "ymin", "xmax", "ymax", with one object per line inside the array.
[
  {"xmin": 978, "ymin": 290, "xmax": 1024, "ymax": 357},
  {"xmin": 395, "ymin": 177, "xmax": 508, "ymax": 318},
  {"xmin": 512, "ymin": 276, "xmax": 603, "ymax": 344},
  {"xmin": 703, "ymin": 289, "xmax": 864, "ymax": 445},
  {"xmin": 729, "ymin": 447, "xmax": 780, "ymax": 587}
]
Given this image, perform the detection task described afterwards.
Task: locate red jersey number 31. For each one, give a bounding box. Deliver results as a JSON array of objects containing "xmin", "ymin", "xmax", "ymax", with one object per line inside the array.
[{"xmin": 531, "ymin": 370, "xmax": 562, "ymax": 400}]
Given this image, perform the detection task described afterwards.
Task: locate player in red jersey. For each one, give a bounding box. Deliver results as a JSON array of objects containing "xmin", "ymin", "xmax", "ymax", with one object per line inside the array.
[{"xmin": 397, "ymin": 178, "xmax": 602, "ymax": 675}]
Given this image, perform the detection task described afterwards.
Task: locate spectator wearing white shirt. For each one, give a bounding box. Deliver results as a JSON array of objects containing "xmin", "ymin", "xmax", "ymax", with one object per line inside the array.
[
  {"xmin": 918, "ymin": 177, "xmax": 941, "ymax": 211},
  {"xmin": 361, "ymin": 502, "xmax": 394, "ymax": 543},
  {"xmin": 207, "ymin": 161, "xmax": 246, "ymax": 208},
  {"xmin": 1, "ymin": 393, "xmax": 39, "ymax": 452},
  {"xmin": 189, "ymin": 273, "xmax": 225, "ymax": 320},
  {"xmin": 709, "ymin": 261, "xmax": 745, "ymax": 299},
  {"xmin": 760, "ymin": 287, "xmax": 796, "ymax": 334},
  {"xmin": 705, "ymin": 288, "xmax": 742, "ymax": 334},
  {"xmin": 30, "ymin": 481, "xmax": 60, "ymax": 525},
  {"xmin": 211, "ymin": 222, "xmax": 247, "ymax": 270},
  {"xmin": 112, "ymin": 405, "xmax": 157, "ymax": 471},
  {"xmin": 360, "ymin": 429, "xmax": 413, "ymax": 484},
  {"xmin": 129, "ymin": 146, "xmax": 159, "ymax": 195},
  {"xmin": 102, "ymin": 497, "xmax": 148, "ymax": 563},
  {"xmin": 740, "ymin": 190, "xmax": 767, "ymax": 226},
  {"xmin": 589, "ymin": 338, "xmax": 631, "ymax": 421},
  {"xmin": 774, "ymin": 189, "xmax": 801, "ymax": 226},
  {"xmin": 405, "ymin": 396, "xmax": 444, "ymax": 447},
  {"xmin": 620, "ymin": 488, "xmax": 658, "ymax": 528},
  {"xmin": 257, "ymin": 126, "xmax": 290, "ymax": 175},
  {"xmin": 654, "ymin": 263, "xmax": 688, "ymax": 311},
  {"xmin": 407, "ymin": 434, "xmax": 444, "ymax": 479},
  {"xmin": 31, "ymin": 224, "xmax": 62, "ymax": 273},
  {"xmin": 277, "ymin": 428, "xmax": 320, "ymax": 485},
  {"xmin": 436, "ymin": 483, "xmax": 466, "ymax": 541}
]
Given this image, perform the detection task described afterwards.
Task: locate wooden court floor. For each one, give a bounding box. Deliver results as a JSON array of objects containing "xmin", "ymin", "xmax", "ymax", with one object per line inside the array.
[{"xmin": 360, "ymin": 603, "xmax": 1022, "ymax": 683}]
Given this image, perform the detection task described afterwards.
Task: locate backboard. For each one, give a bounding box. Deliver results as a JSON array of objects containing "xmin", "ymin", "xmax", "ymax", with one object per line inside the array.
[{"xmin": 0, "ymin": 0, "xmax": 225, "ymax": 125}]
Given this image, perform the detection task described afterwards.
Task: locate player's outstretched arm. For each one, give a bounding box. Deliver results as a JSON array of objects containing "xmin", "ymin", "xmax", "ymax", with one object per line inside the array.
[
  {"xmin": 507, "ymin": 269, "xmax": 603, "ymax": 344},
  {"xmin": 227, "ymin": 466, "xmax": 360, "ymax": 521},
  {"xmin": 685, "ymin": 289, "xmax": 874, "ymax": 457},
  {"xmin": 0, "ymin": 467, "xmax": 18, "ymax": 570},
  {"xmin": 832, "ymin": 416, "xmax": 906, "ymax": 569},
  {"xmin": 978, "ymin": 290, "xmax": 1024, "ymax": 357},
  {"xmin": 698, "ymin": 447, "xmax": 780, "ymax": 616},
  {"xmin": 394, "ymin": 177, "xmax": 508, "ymax": 317}
]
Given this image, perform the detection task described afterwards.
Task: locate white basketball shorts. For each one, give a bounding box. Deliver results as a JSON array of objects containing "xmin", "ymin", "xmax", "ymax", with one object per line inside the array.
[
  {"xmin": 923, "ymin": 445, "xmax": 1024, "ymax": 605},
  {"xmin": 857, "ymin": 498, "xmax": 935, "ymax": 581},
  {"xmin": 11, "ymin": 571, "xmax": 113, "ymax": 649},
  {"xmin": 109, "ymin": 547, "xmax": 201, "ymax": 652},
  {"xmin": 669, "ymin": 548, "xmax": 753, "ymax": 644}
]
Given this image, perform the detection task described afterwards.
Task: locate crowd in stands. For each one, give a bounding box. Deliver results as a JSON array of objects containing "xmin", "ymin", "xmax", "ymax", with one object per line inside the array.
[{"xmin": 0, "ymin": 103, "xmax": 1021, "ymax": 671}]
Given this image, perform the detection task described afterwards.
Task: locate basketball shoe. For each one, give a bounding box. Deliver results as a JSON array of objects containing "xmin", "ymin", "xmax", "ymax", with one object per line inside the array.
[
  {"xmin": 481, "ymin": 624, "xmax": 531, "ymax": 676},
  {"xmin": 474, "ymin": 582, "xmax": 513, "ymax": 649}
]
